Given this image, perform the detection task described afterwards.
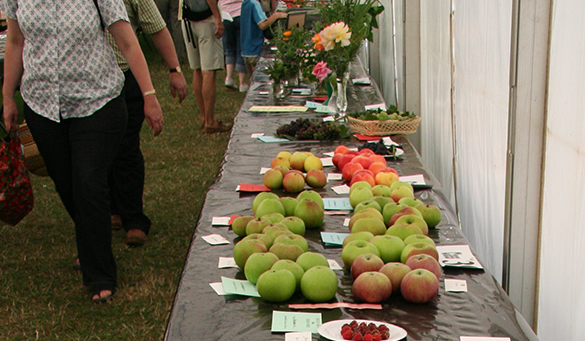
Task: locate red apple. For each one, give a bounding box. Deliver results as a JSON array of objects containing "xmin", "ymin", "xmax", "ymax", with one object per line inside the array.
[
  {"xmin": 405, "ymin": 254, "xmax": 442, "ymax": 280},
  {"xmin": 342, "ymin": 162, "xmax": 364, "ymax": 182},
  {"xmin": 351, "ymin": 155, "xmax": 373, "ymax": 170},
  {"xmin": 358, "ymin": 148, "xmax": 375, "ymax": 156},
  {"xmin": 400, "ymin": 269, "xmax": 439, "ymax": 303},
  {"xmin": 350, "ymin": 170, "xmax": 376, "ymax": 187},
  {"xmin": 282, "ymin": 171, "xmax": 306, "ymax": 193},
  {"xmin": 375, "ymin": 170, "xmax": 399, "ymax": 187},
  {"xmin": 305, "ymin": 169, "xmax": 327, "ymax": 188},
  {"xmin": 369, "ymin": 154, "xmax": 387, "ymax": 165},
  {"xmin": 337, "ymin": 151, "xmax": 359, "ymax": 171},
  {"xmin": 379, "ymin": 262, "xmax": 411, "ymax": 295},
  {"xmin": 368, "ymin": 162, "xmax": 387, "ymax": 175},
  {"xmin": 334, "ymin": 145, "xmax": 349, "ymax": 154},
  {"xmin": 332, "ymin": 153, "xmax": 344, "ymax": 168},
  {"xmin": 350, "ymin": 253, "xmax": 384, "ymax": 279},
  {"xmin": 400, "ymin": 242, "xmax": 439, "ymax": 263},
  {"xmin": 352, "ymin": 271, "xmax": 393, "ymax": 303},
  {"xmin": 389, "ymin": 207, "xmax": 423, "ymax": 226},
  {"xmin": 271, "ymin": 156, "xmax": 290, "ymax": 169},
  {"xmin": 263, "ymin": 168, "xmax": 284, "ymax": 189}
]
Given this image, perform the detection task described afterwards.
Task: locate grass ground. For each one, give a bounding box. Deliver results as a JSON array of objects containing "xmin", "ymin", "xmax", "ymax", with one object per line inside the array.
[{"xmin": 0, "ymin": 37, "xmax": 246, "ymax": 340}]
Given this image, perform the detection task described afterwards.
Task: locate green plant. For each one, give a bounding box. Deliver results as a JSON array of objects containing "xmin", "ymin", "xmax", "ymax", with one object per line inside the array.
[{"xmin": 265, "ymin": 27, "xmax": 314, "ymax": 82}]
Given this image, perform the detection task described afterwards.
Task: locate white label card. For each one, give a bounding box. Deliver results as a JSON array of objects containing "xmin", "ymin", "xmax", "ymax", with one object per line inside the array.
[
  {"xmin": 260, "ymin": 167, "xmax": 271, "ymax": 174},
  {"xmin": 343, "ymin": 218, "xmax": 350, "ymax": 227},
  {"xmin": 211, "ymin": 217, "xmax": 231, "ymax": 226},
  {"xmin": 209, "ymin": 282, "xmax": 227, "ymax": 295},
  {"xmin": 328, "ymin": 259, "xmax": 343, "ymax": 270},
  {"xmin": 437, "ymin": 245, "xmax": 483, "ymax": 269},
  {"xmin": 399, "ymin": 174, "xmax": 426, "ymax": 185},
  {"xmin": 322, "ymin": 116, "xmax": 335, "ymax": 122},
  {"xmin": 445, "ymin": 279, "xmax": 468, "ymax": 292},
  {"xmin": 218, "ymin": 257, "xmax": 238, "ymax": 269},
  {"xmin": 321, "ymin": 157, "xmax": 333, "ymax": 167},
  {"xmin": 332, "ymin": 184, "xmax": 350, "ymax": 194},
  {"xmin": 251, "ymin": 133, "xmax": 265, "ymax": 138},
  {"xmin": 327, "ymin": 173, "xmax": 343, "ymax": 181},
  {"xmin": 201, "ymin": 234, "xmax": 230, "ymax": 245},
  {"xmin": 460, "ymin": 337, "xmax": 511, "ymax": 341}
]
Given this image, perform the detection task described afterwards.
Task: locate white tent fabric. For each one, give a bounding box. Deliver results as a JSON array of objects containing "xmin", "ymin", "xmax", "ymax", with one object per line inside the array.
[{"xmin": 538, "ymin": 1, "xmax": 585, "ymax": 338}]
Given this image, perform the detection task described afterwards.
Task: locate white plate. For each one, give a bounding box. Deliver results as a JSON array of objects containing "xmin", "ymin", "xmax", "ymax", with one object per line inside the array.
[{"xmin": 318, "ymin": 319, "xmax": 408, "ymax": 341}]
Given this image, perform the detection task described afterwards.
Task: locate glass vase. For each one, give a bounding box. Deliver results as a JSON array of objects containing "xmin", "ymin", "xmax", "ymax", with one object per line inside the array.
[
  {"xmin": 272, "ymin": 80, "xmax": 285, "ymax": 99},
  {"xmin": 336, "ymin": 71, "xmax": 350, "ymax": 115}
]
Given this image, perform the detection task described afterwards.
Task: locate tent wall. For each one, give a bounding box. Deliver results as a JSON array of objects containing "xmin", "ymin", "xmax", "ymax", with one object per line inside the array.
[{"xmin": 537, "ymin": 0, "xmax": 585, "ymax": 338}]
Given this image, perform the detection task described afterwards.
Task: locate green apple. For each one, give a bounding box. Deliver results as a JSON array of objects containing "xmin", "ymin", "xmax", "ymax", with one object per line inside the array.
[
  {"xmin": 255, "ymin": 198, "xmax": 286, "ymax": 218},
  {"xmin": 271, "ymin": 259, "xmax": 305, "ymax": 291},
  {"xmin": 382, "ymin": 202, "xmax": 406, "ymax": 227},
  {"xmin": 398, "ymin": 197, "xmax": 424, "ymax": 207},
  {"xmin": 349, "ymin": 186, "xmax": 374, "ymax": 208},
  {"xmin": 280, "ymin": 196, "xmax": 299, "ymax": 216},
  {"xmin": 262, "ymin": 224, "xmax": 294, "ymax": 240},
  {"xmin": 390, "ymin": 186, "xmax": 415, "ymax": 202},
  {"xmin": 295, "ymin": 251, "xmax": 329, "ymax": 272},
  {"xmin": 252, "ymin": 192, "xmax": 280, "ymax": 215},
  {"xmin": 389, "ymin": 181, "xmax": 414, "ymax": 193},
  {"xmin": 244, "ymin": 251, "xmax": 279, "ymax": 284},
  {"xmin": 243, "ymin": 233, "xmax": 274, "ymax": 249},
  {"xmin": 245, "ymin": 217, "xmax": 271, "ymax": 235},
  {"xmin": 294, "ymin": 198, "xmax": 324, "ymax": 229},
  {"xmin": 400, "ymin": 242, "xmax": 439, "ymax": 263},
  {"xmin": 296, "ymin": 190, "xmax": 324, "ymax": 209},
  {"xmin": 341, "ymin": 240, "xmax": 380, "ymax": 268},
  {"xmin": 371, "ymin": 184, "xmax": 392, "ymax": 197},
  {"xmin": 385, "ymin": 222, "xmax": 423, "ymax": 241},
  {"xmin": 349, "ymin": 181, "xmax": 372, "ymax": 194},
  {"xmin": 289, "ymin": 151, "xmax": 308, "ymax": 171},
  {"xmin": 348, "ymin": 208, "xmax": 384, "ymax": 231},
  {"xmin": 300, "ymin": 265, "xmax": 338, "ymax": 302},
  {"xmin": 279, "ymin": 216, "xmax": 306, "ymax": 236},
  {"xmin": 342, "ymin": 231, "xmax": 375, "ymax": 248},
  {"xmin": 403, "ymin": 234, "xmax": 435, "ymax": 247},
  {"xmin": 231, "ymin": 215, "xmax": 254, "ymax": 237},
  {"xmin": 269, "ymin": 242, "xmax": 304, "ymax": 261},
  {"xmin": 257, "ymin": 269, "xmax": 296, "ymax": 302},
  {"xmin": 393, "ymin": 215, "xmax": 429, "ymax": 235},
  {"xmin": 351, "ymin": 217, "xmax": 387, "ymax": 235},
  {"xmin": 388, "ymin": 206, "xmax": 423, "ymax": 226},
  {"xmin": 369, "ymin": 234, "xmax": 405, "ymax": 263},
  {"xmin": 262, "ymin": 212, "xmax": 285, "ymax": 224},
  {"xmin": 263, "ymin": 168, "xmax": 284, "ymax": 189},
  {"xmin": 379, "ymin": 262, "xmax": 412, "ymax": 295},
  {"xmin": 415, "ymin": 203, "xmax": 442, "ymax": 229},
  {"xmin": 233, "ymin": 239, "xmax": 268, "ymax": 269},
  {"xmin": 274, "ymin": 234, "xmax": 309, "ymax": 252},
  {"xmin": 371, "ymin": 196, "xmax": 394, "ymax": 211},
  {"xmin": 353, "ymin": 199, "xmax": 382, "ymax": 214},
  {"xmin": 304, "ymin": 155, "xmax": 323, "ymax": 171}
]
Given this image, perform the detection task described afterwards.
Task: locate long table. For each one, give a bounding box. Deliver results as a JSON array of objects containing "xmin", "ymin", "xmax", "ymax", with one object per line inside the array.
[{"xmin": 163, "ymin": 52, "xmax": 539, "ymax": 340}]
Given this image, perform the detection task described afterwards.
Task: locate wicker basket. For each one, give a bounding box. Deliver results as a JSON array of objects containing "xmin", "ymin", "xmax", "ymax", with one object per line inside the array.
[
  {"xmin": 347, "ymin": 116, "xmax": 421, "ymax": 136},
  {"xmin": 16, "ymin": 122, "xmax": 49, "ymax": 177}
]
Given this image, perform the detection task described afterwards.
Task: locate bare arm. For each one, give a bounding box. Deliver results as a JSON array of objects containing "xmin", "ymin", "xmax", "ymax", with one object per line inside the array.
[
  {"xmin": 150, "ymin": 28, "xmax": 188, "ymax": 103},
  {"xmin": 2, "ymin": 18, "xmax": 25, "ymax": 131},
  {"xmin": 206, "ymin": 0, "xmax": 224, "ymax": 38},
  {"xmin": 108, "ymin": 20, "xmax": 164, "ymax": 136},
  {"xmin": 258, "ymin": 11, "xmax": 287, "ymax": 31}
]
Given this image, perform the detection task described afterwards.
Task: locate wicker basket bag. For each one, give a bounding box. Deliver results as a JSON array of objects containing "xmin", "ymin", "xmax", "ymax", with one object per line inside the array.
[
  {"xmin": 16, "ymin": 122, "xmax": 49, "ymax": 177},
  {"xmin": 348, "ymin": 116, "xmax": 421, "ymax": 136}
]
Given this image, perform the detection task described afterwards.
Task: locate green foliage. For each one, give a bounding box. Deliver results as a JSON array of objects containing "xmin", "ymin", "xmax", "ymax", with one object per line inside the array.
[
  {"xmin": 349, "ymin": 105, "xmax": 416, "ymax": 121},
  {"xmin": 265, "ymin": 27, "xmax": 315, "ymax": 82}
]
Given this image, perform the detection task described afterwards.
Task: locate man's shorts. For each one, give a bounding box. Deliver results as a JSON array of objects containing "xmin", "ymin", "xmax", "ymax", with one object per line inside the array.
[{"xmin": 182, "ymin": 18, "xmax": 225, "ymax": 71}]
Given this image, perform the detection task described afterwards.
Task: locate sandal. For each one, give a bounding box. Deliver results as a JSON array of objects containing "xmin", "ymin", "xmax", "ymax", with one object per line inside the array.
[
  {"xmin": 204, "ymin": 122, "xmax": 232, "ymax": 134},
  {"xmin": 91, "ymin": 285, "xmax": 116, "ymax": 304}
]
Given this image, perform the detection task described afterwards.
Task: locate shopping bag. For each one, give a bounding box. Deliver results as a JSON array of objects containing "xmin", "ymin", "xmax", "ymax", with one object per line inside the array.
[{"xmin": 0, "ymin": 125, "xmax": 34, "ymax": 226}]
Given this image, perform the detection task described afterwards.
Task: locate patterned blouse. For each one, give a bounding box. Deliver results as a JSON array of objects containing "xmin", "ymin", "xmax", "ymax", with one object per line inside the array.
[{"xmin": 0, "ymin": 0, "xmax": 129, "ymax": 122}]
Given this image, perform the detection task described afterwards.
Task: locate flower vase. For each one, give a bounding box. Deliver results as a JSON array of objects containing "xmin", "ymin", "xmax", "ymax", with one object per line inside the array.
[
  {"xmin": 336, "ymin": 71, "xmax": 350, "ymax": 115},
  {"xmin": 272, "ymin": 80, "xmax": 285, "ymax": 99},
  {"xmin": 326, "ymin": 79, "xmax": 337, "ymax": 112}
]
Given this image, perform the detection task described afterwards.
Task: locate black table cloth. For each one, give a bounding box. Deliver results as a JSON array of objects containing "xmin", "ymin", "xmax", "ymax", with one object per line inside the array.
[{"xmin": 164, "ymin": 51, "xmax": 539, "ymax": 341}]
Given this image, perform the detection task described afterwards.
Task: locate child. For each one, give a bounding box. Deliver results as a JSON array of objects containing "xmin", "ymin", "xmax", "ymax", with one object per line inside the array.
[{"xmin": 240, "ymin": 0, "xmax": 287, "ymax": 76}]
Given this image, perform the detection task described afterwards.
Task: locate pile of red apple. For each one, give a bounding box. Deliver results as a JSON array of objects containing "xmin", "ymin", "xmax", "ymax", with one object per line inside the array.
[
  {"xmin": 264, "ymin": 151, "xmax": 327, "ymax": 192},
  {"xmin": 341, "ymin": 321, "xmax": 389, "ymax": 341},
  {"xmin": 332, "ymin": 145, "xmax": 399, "ymax": 187}
]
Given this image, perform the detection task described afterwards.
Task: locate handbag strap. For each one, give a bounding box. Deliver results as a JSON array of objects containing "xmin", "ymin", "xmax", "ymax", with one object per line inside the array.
[{"xmin": 92, "ymin": 0, "xmax": 105, "ymax": 30}]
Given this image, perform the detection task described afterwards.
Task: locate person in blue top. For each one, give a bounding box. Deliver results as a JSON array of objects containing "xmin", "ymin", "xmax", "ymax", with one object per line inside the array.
[{"xmin": 240, "ymin": 0, "xmax": 286, "ymax": 76}]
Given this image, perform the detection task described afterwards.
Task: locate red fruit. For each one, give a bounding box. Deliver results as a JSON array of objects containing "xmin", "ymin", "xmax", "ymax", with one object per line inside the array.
[
  {"xmin": 342, "ymin": 329, "xmax": 354, "ymax": 340},
  {"xmin": 349, "ymin": 320, "xmax": 358, "ymax": 328},
  {"xmin": 359, "ymin": 148, "xmax": 375, "ymax": 156},
  {"xmin": 338, "ymin": 151, "xmax": 359, "ymax": 171},
  {"xmin": 353, "ymin": 332, "xmax": 364, "ymax": 341},
  {"xmin": 364, "ymin": 334, "xmax": 373, "ymax": 341},
  {"xmin": 372, "ymin": 333, "xmax": 382, "ymax": 341}
]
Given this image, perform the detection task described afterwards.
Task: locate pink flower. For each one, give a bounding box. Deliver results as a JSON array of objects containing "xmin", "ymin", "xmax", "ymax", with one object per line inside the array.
[
  {"xmin": 312, "ymin": 61, "xmax": 332, "ymax": 82},
  {"xmin": 319, "ymin": 22, "xmax": 352, "ymax": 51}
]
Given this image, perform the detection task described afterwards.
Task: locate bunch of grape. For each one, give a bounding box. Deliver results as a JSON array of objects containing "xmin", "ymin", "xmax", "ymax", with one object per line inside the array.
[
  {"xmin": 276, "ymin": 118, "xmax": 342, "ymax": 140},
  {"xmin": 340, "ymin": 320, "xmax": 390, "ymax": 341}
]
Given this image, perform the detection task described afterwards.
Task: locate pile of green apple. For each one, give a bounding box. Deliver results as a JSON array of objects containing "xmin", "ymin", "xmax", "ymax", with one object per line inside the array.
[
  {"xmin": 264, "ymin": 151, "xmax": 328, "ymax": 192},
  {"xmin": 341, "ymin": 180, "xmax": 443, "ymax": 304},
  {"xmin": 231, "ymin": 190, "xmax": 337, "ymax": 303}
]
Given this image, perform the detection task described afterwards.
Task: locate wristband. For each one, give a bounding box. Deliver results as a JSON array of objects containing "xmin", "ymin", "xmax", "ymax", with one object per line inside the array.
[
  {"xmin": 170, "ymin": 66, "xmax": 182, "ymax": 74},
  {"xmin": 143, "ymin": 90, "xmax": 156, "ymax": 97}
]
